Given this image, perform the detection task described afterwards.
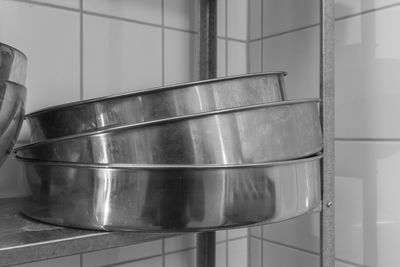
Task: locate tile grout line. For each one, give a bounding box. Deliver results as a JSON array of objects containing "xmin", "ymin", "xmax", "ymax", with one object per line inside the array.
[
  {"xmin": 335, "ymin": 138, "xmax": 400, "ymax": 142},
  {"xmin": 336, "ymin": 1, "xmax": 400, "ymax": 21},
  {"xmin": 225, "ymin": 0, "xmax": 228, "ymax": 76},
  {"xmin": 260, "ymin": 0, "xmax": 264, "ymax": 72},
  {"xmin": 253, "ymin": 235, "xmax": 320, "ymax": 257},
  {"xmin": 80, "ymin": 253, "xmax": 83, "ymax": 267},
  {"xmin": 248, "ymin": 1, "xmax": 400, "ymax": 42},
  {"xmin": 79, "ymin": 0, "xmax": 83, "ymax": 100},
  {"xmin": 225, "ymin": 231, "xmax": 228, "ymax": 267},
  {"xmin": 335, "ymin": 258, "xmax": 367, "ymax": 267},
  {"xmin": 260, "ymin": 8, "xmax": 264, "ymax": 267},
  {"xmin": 161, "ymin": 2, "xmax": 165, "ymax": 267},
  {"xmin": 217, "ymin": 36, "xmax": 248, "ymax": 43},
  {"xmin": 161, "ymin": 0, "xmax": 165, "ymax": 87},
  {"xmin": 260, "ymin": 226, "xmax": 264, "ymax": 267},
  {"xmin": 11, "ymin": 0, "xmax": 79, "ymax": 11},
  {"xmin": 246, "ymin": 0, "xmax": 251, "ymax": 74},
  {"xmin": 247, "ymin": 232, "xmax": 251, "ymax": 267}
]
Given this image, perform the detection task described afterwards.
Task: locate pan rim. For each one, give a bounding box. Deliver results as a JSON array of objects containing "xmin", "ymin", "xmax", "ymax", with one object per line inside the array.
[
  {"xmin": 25, "ymin": 71, "xmax": 287, "ymax": 118},
  {"xmin": 14, "ymin": 153, "xmax": 323, "ymax": 170}
]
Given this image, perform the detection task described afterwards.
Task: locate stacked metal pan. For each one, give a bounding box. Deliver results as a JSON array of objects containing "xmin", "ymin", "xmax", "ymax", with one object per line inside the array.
[
  {"xmin": 0, "ymin": 42, "xmax": 27, "ymax": 167},
  {"xmin": 15, "ymin": 72, "xmax": 323, "ymax": 231}
]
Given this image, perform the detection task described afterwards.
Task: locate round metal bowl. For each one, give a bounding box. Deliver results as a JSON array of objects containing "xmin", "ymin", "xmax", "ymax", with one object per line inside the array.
[
  {"xmin": 0, "ymin": 42, "xmax": 27, "ymax": 85},
  {"xmin": 25, "ymin": 72, "xmax": 286, "ymax": 143},
  {"xmin": 0, "ymin": 81, "xmax": 26, "ymax": 167},
  {"xmin": 17, "ymin": 154, "xmax": 322, "ymax": 231},
  {"xmin": 15, "ymin": 99, "xmax": 322, "ymax": 165}
]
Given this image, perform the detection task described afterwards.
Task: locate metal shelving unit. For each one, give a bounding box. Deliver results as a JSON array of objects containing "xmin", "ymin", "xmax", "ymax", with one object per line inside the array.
[
  {"xmin": 0, "ymin": 1, "xmax": 333, "ymax": 266},
  {"xmin": 196, "ymin": 0, "xmax": 335, "ymax": 266}
]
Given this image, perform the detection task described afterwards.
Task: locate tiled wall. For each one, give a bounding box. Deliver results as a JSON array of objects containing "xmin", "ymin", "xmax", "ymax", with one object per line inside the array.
[
  {"xmin": 0, "ymin": 0, "xmax": 249, "ymax": 266},
  {"xmin": 6, "ymin": 0, "xmax": 398, "ymax": 266},
  {"xmin": 249, "ymin": 0, "xmax": 400, "ymax": 266}
]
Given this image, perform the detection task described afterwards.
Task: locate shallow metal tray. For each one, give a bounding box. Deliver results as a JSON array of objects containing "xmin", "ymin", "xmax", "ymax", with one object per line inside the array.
[
  {"xmin": 16, "ymin": 99, "xmax": 322, "ymax": 165},
  {"xmin": 0, "ymin": 42, "xmax": 27, "ymax": 85},
  {"xmin": 25, "ymin": 72, "xmax": 286, "ymax": 143},
  {"xmin": 18, "ymin": 154, "xmax": 322, "ymax": 231}
]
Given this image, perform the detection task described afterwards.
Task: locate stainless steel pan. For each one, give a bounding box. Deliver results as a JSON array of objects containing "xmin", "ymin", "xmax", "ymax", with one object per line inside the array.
[
  {"xmin": 0, "ymin": 81, "xmax": 26, "ymax": 166},
  {"xmin": 18, "ymin": 154, "xmax": 322, "ymax": 231},
  {"xmin": 0, "ymin": 42, "xmax": 27, "ymax": 85},
  {"xmin": 25, "ymin": 72, "xmax": 286, "ymax": 142},
  {"xmin": 16, "ymin": 99, "xmax": 322, "ymax": 164}
]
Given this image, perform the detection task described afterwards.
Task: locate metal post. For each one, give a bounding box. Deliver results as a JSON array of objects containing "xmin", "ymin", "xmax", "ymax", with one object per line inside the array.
[
  {"xmin": 198, "ymin": 0, "xmax": 217, "ymax": 79},
  {"xmin": 320, "ymin": 0, "xmax": 335, "ymax": 266},
  {"xmin": 197, "ymin": 1, "xmax": 217, "ymax": 267}
]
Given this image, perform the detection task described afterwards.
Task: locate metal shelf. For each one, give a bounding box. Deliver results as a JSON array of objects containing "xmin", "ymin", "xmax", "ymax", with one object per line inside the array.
[{"xmin": 0, "ymin": 198, "xmax": 178, "ymax": 266}]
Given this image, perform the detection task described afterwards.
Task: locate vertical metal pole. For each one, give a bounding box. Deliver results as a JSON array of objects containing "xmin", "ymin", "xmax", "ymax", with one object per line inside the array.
[
  {"xmin": 320, "ymin": 0, "xmax": 335, "ymax": 266},
  {"xmin": 198, "ymin": 0, "xmax": 217, "ymax": 79},
  {"xmin": 197, "ymin": 1, "xmax": 217, "ymax": 267}
]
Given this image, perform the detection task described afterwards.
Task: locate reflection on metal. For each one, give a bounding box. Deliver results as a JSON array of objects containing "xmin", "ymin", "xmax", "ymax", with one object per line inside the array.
[
  {"xmin": 320, "ymin": 0, "xmax": 335, "ymax": 266},
  {"xmin": 0, "ymin": 81, "xmax": 26, "ymax": 167},
  {"xmin": 0, "ymin": 42, "xmax": 27, "ymax": 85},
  {"xmin": 18, "ymin": 155, "xmax": 322, "ymax": 231},
  {"xmin": 16, "ymin": 99, "xmax": 322, "ymax": 165}
]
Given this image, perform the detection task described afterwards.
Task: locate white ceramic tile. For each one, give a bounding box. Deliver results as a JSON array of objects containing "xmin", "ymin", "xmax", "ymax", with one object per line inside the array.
[
  {"xmin": 83, "ymin": 15, "xmax": 162, "ymax": 99},
  {"xmin": 164, "ymin": 29, "xmax": 197, "ymax": 85},
  {"xmin": 164, "ymin": 234, "xmax": 196, "ymax": 253},
  {"xmin": 249, "ymin": 0, "xmax": 261, "ymax": 40},
  {"xmin": 217, "ymin": 0, "xmax": 226, "ymax": 37},
  {"xmin": 250, "ymin": 238, "xmax": 261, "ymax": 267},
  {"xmin": 227, "ymin": 41, "xmax": 247, "ymax": 76},
  {"xmin": 84, "ymin": 0, "xmax": 162, "ymax": 25},
  {"xmin": 336, "ymin": 6, "xmax": 400, "ymax": 139},
  {"xmin": 217, "ymin": 38, "xmax": 226, "ymax": 77},
  {"xmin": 165, "ymin": 248, "xmax": 196, "ymax": 267},
  {"xmin": 262, "ymin": 0, "xmax": 318, "ymax": 38},
  {"xmin": 29, "ymin": 0, "xmax": 79, "ymax": 9},
  {"xmin": 335, "ymin": 260, "xmax": 358, "ymax": 267},
  {"xmin": 249, "ymin": 226, "xmax": 261, "ymax": 238},
  {"xmin": 262, "ymin": 213, "xmax": 320, "ymax": 254},
  {"xmin": 216, "ymin": 242, "xmax": 227, "ymax": 267},
  {"xmin": 262, "ymin": 26, "xmax": 319, "ymax": 99},
  {"xmin": 216, "ymin": 230, "xmax": 227, "ymax": 242},
  {"xmin": 13, "ymin": 255, "xmax": 80, "ymax": 267},
  {"xmin": 227, "ymin": 238, "xmax": 247, "ymax": 267},
  {"xmin": 164, "ymin": 0, "xmax": 198, "ymax": 31},
  {"xmin": 227, "ymin": 228, "xmax": 248, "ymax": 239},
  {"xmin": 227, "ymin": 0, "xmax": 247, "ymax": 40},
  {"xmin": 82, "ymin": 240, "xmax": 162, "ymax": 267},
  {"xmin": 262, "ymin": 241, "xmax": 319, "ymax": 267},
  {"xmin": 0, "ymin": 1, "xmax": 80, "ymax": 112},
  {"xmin": 0, "ymin": 158, "xmax": 29, "ymax": 198},
  {"xmin": 249, "ymin": 40, "xmax": 261, "ymax": 73},
  {"xmin": 115, "ymin": 257, "xmax": 163, "ymax": 267},
  {"xmin": 335, "ymin": 141, "xmax": 400, "ymax": 267}
]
